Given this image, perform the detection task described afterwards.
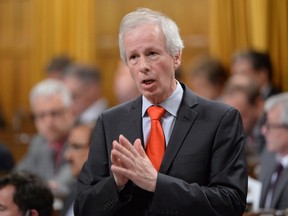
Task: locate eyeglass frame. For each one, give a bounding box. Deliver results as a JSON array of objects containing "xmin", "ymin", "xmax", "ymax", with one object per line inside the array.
[
  {"xmin": 31, "ymin": 107, "xmax": 68, "ymax": 121},
  {"xmin": 263, "ymin": 122, "xmax": 288, "ymax": 131},
  {"xmin": 66, "ymin": 142, "xmax": 90, "ymax": 151}
]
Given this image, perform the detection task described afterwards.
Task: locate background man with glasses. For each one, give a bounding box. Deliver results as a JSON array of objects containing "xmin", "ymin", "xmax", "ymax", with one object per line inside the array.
[
  {"xmin": 15, "ymin": 79, "xmax": 75, "ymax": 198},
  {"xmin": 259, "ymin": 92, "xmax": 288, "ymax": 211},
  {"xmin": 61, "ymin": 123, "xmax": 93, "ymax": 216}
]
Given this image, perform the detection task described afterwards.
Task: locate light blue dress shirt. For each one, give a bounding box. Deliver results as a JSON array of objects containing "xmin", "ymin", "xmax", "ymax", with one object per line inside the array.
[{"xmin": 142, "ymin": 81, "xmax": 183, "ymax": 147}]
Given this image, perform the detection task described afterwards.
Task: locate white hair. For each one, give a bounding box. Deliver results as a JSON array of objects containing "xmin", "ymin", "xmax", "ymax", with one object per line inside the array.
[
  {"xmin": 30, "ymin": 79, "xmax": 72, "ymax": 107},
  {"xmin": 119, "ymin": 8, "xmax": 184, "ymax": 63},
  {"xmin": 265, "ymin": 92, "xmax": 288, "ymax": 124}
]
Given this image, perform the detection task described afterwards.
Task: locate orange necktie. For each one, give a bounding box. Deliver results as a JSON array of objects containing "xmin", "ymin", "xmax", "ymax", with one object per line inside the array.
[{"xmin": 146, "ymin": 106, "xmax": 166, "ymax": 171}]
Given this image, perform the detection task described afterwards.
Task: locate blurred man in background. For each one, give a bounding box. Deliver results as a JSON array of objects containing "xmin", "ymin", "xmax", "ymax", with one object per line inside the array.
[
  {"xmin": 15, "ymin": 79, "xmax": 75, "ymax": 197},
  {"xmin": 259, "ymin": 93, "xmax": 288, "ymax": 211},
  {"xmin": 231, "ymin": 49, "xmax": 281, "ymax": 100},
  {"xmin": 45, "ymin": 54, "xmax": 73, "ymax": 80},
  {"xmin": 221, "ymin": 74, "xmax": 265, "ymax": 165},
  {"xmin": 0, "ymin": 171, "xmax": 54, "ymax": 216},
  {"xmin": 63, "ymin": 64, "xmax": 108, "ymax": 126},
  {"xmin": 188, "ymin": 55, "xmax": 228, "ymax": 100},
  {"xmin": 61, "ymin": 124, "xmax": 93, "ymax": 216}
]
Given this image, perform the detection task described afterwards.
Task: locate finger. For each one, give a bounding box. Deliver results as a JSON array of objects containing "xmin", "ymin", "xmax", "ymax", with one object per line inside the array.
[
  {"xmin": 134, "ymin": 139, "xmax": 146, "ymax": 158},
  {"xmin": 111, "ymin": 140, "xmax": 120, "ymax": 164},
  {"xmin": 119, "ymin": 135, "xmax": 141, "ymax": 158},
  {"xmin": 111, "ymin": 149, "xmax": 119, "ymax": 164},
  {"xmin": 119, "ymin": 134, "xmax": 140, "ymax": 157},
  {"xmin": 112, "ymin": 151, "xmax": 137, "ymax": 174},
  {"xmin": 111, "ymin": 164, "xmax": 133, "ymax": 179},
  {"xmin": 112, "ymin": 143, "xmax": 136, "ymax": 168},
  {"xmin": 111, "ymin": 141, "xmax": 117, "ymax": 162},
  {"xmin": 114, "ymin": 137, "xmax": 135, "ymax": 161}
]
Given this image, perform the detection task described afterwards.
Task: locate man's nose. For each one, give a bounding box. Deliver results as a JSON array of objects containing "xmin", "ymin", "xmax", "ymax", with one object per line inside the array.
[{"xmin": 139, "ymin": 57, "xmax": 150, "ymax": 72}]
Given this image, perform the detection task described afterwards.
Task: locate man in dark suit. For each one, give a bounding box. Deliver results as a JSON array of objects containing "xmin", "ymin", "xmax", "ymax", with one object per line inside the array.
[
  {"xmin": 259, "ymin": 93, "xmax": 288, "ymax": 211},
  {"xmin": 61, "ymin": 124, "xmax": 92, "ymax": 216},
  {"xmin": 63, "ymin": 64, "xmax": 108, "ymax": 127},
  {"xmin": 15, "ymin": 79, "xmax": 75, "ymax": 197},
  {"xmin": 74, "ymin": 8, "xmax": 247, "ymax": 216},
  {"xmin": 231, "ymin": 49, "xmax": 281, "ymax": 100}
]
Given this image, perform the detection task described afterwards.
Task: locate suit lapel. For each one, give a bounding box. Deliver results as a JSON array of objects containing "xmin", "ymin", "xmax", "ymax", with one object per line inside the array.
[
  {"xmin": 160, "ymin": 85, "xmax": 198, "ymax": 173},
  {"xmin": 260, "ymin": 156, "xmax": 277, "ymax": 207},
  {"xmin": 124, "ymin": 97, "xmax": 143, "ymax": 144},
  {"xmin": 271, "ymin": 167, "xmax": 288, "ymax": 208}
]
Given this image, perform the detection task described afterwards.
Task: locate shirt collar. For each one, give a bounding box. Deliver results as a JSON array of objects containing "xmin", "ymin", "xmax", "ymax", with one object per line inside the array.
[
  {"xmin": 277, "ymin": 154, "xmax": 288, "ymax": 168},
  {"xmin": 142, "ymin": 80, "xmax": 183, "ymax": 117},
  {"xmin": 79, "ymin": 98, "xmax": 108, "ymax": 123}
]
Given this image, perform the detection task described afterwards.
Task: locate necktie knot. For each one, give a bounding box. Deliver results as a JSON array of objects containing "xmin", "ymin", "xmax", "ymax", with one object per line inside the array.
[
  {"xmin": 147, "ymin": 106, "xmax": 165, "ymax": 120},
  {"xmin": 275, "ymin": 163, "xmax": 284, "ymax": 175}
]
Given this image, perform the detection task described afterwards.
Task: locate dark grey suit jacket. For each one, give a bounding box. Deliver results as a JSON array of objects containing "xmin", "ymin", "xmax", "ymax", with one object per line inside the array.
[
  {"xmin": 15, "ymin": 134, "xmax": 73, "ymax": 196},
  {"xmin": 74, "ymin": 83, "xmax": 247, "ymax": 216},
  {"xmin": 259, "ymin": 149, "xmax": 288, "ymax": 210}
]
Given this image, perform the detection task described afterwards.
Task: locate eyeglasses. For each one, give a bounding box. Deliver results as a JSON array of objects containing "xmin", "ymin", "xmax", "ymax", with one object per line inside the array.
[
  {"xmin": 32, "ymin": 108, "xmax": 67, "ymax": 121},
  {"xmin": 66, "ymin": 143, "xmax": 89, "ymax": 151},
  {"xmin": 263, "ymin": 122, "xmax": 288, "ymax": 131}
]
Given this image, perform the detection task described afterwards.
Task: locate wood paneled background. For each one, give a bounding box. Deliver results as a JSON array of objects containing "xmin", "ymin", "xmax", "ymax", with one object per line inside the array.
[
  {"xmin": 0, "ymin": 0, "xmax": 210, "ymax": 127},
  {"xmin": 1, "ymin": 0, "xmax": 287, "ymax": 166}
]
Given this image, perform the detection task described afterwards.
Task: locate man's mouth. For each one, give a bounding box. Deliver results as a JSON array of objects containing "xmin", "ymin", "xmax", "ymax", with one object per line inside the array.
[{"xmin": 142, "ymin": 79, "xmax": 154, "ymax": 85}]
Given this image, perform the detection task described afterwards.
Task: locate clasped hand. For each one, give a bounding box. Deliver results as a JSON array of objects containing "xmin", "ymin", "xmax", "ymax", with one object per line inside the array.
[{"xmin": 111, "ymin": 134, "xmax": 158, "ymax": 192}]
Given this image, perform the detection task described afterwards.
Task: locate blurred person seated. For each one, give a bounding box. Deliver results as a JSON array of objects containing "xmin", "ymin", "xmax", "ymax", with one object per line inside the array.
[
  {"xmin": 60, "ymin": 124, "xmax": 93, "ymax": 216},
  {"xmin": 258, "ymin": 92, "xmax": 288, "ymax": 211},
  {"xmin": 15, "ymin": 79, "xmax": 75, "ymax": 197},
  {"xmin": 0, "ymin": 143, "xmax": 14, "ymax": 176},
  {"xmin": 63, "ymin": 64, "xmax": 108, "ymax": 126},
  {"xmin": 221, "ymin": 74, "xmax": 265, "ymax": 166},
  {"xmin": 231, "ymin": 49, "xmax": 281, "ymax": 100},
  {"xmin": 221, "ymin": 74, "xmax": 265, "ymax": 212},
  {"xmin": 113, "ymin": 60, "xmax": 140, "ymax": 104},
  {"xmin": 45, "ymin": 54, "xmax": 73, "ymax": 80},
  {"xmin": 0, "ymin": 171, "xmax": 53, "ymax": 216},
  {"xmin": 188, "ymin": 55, "xmax": 228, "ymax": 100}
]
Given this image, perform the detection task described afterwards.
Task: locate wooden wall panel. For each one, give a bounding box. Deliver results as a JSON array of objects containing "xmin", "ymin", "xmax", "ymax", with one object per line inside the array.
[
  {"xmin": 14, "ymin": 0, "xmax": 33, "ymax": 47},
  {"xmin": 0, "ymin": 0, "xmax": 13, "ymax": 46},
  {"xmin": 0, "ymin": 0, "xmax": 33, "ymax": 127},
  {"xmin": 0, "ymin": 0, "xmax": 210, "ymax": 126},
  {"xmin": 0, "ymin": 57, "xmax": 16, "ymax": 123}
]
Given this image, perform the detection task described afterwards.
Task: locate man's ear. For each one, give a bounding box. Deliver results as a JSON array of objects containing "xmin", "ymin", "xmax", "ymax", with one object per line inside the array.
[{"xmin": 174, "ymin": 51, "xmax": 182, "ymax": 69}]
